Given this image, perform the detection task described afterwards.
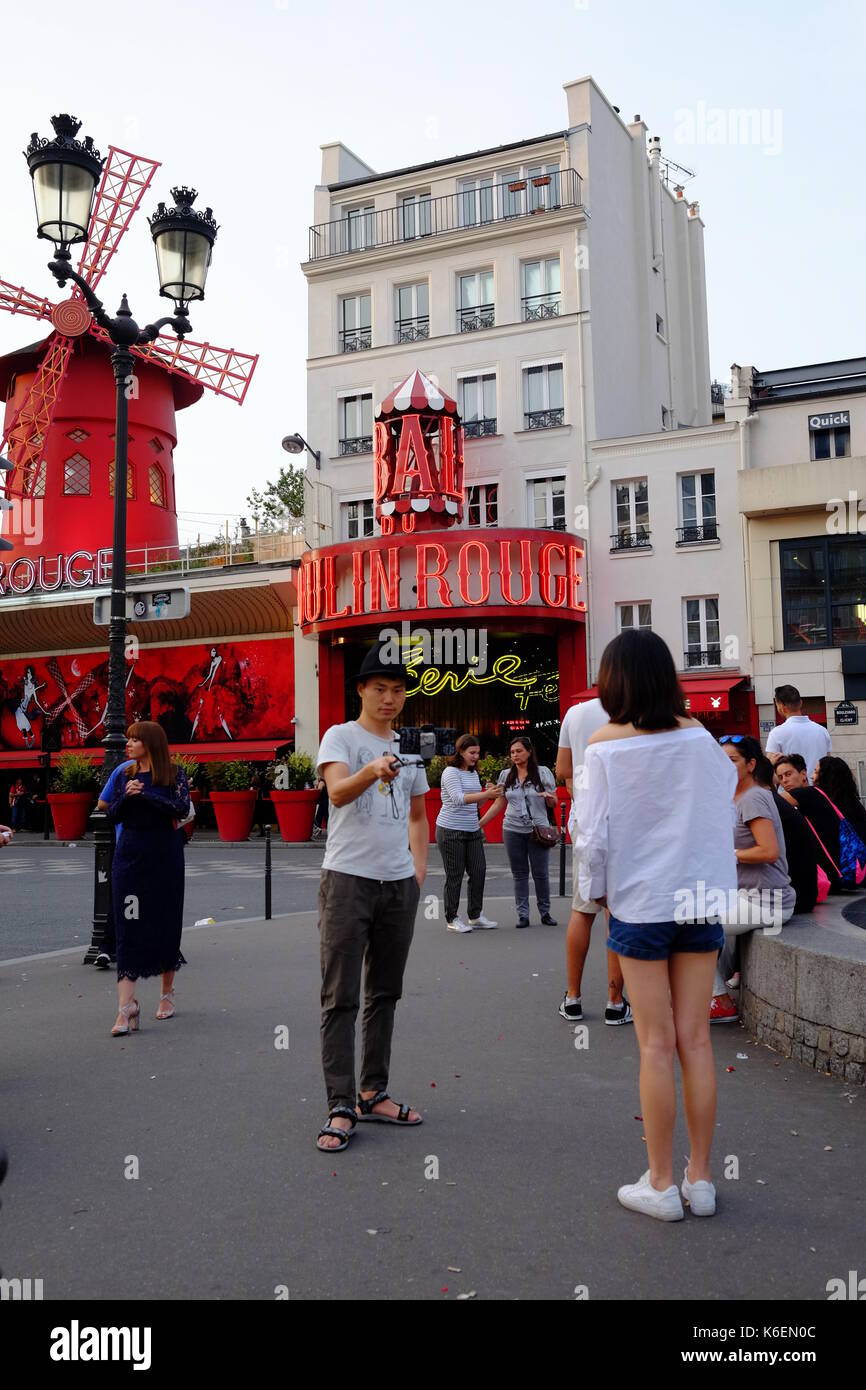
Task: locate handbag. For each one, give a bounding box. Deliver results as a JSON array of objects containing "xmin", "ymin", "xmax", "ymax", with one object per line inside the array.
[
  {"xmin": 522, "ymin": 781, "xmax": 559, "ymax": 849},
  {"xmin": 810, "ymin": 787, "xmax": 866, "ymax": 888}
]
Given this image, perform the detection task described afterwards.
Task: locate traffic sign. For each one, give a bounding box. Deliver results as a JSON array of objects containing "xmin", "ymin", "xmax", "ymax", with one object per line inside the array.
[{"xmin": 93, "ymin": 585, "xmax": 191, "ymax": 625}]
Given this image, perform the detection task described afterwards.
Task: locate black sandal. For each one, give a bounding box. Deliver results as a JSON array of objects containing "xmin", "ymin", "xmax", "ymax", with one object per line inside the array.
[
  {"xmin": 356, "ymin": 1090, "xmax": 422, "ymax": 1125},
  {"xmin": 316, "ymin": 1106, "xmax": 358, "ymax": 1152}
]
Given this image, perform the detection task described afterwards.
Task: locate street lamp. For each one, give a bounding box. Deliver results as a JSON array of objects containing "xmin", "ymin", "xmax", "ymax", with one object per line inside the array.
[
  {"xmin": 282, "ymin": 432, "xmax": 320, "ymax": 469},
  {"xmin": 23, "ymin": 113, "xmax": 218, "ymax": 965}
]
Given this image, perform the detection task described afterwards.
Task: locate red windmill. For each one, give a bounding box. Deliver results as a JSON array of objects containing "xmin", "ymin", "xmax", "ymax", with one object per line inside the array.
[{"xmin": 0, "ymin": 115, "xmax": 257, "ymax": 572}]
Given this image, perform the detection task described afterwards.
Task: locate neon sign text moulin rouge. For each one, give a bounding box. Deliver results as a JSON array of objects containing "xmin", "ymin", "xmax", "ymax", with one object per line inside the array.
[{"xmin": 298, "ymin": 534, "xmax": 586, "ymax": 630}]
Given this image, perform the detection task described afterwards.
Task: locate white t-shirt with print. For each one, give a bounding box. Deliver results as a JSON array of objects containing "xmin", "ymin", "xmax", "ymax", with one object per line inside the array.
[{"xmin": 317, "ymin": 722, "xmax": 428, "ymax": 881}]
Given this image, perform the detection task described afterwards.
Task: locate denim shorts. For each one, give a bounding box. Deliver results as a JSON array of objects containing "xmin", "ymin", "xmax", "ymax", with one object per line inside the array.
[{"xmin": 607, "ymin": 915, "xmax": 724, "ymax": 962}]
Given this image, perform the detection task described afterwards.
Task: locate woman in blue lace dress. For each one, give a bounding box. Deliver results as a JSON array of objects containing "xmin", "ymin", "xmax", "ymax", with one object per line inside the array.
[{"xmin": 103, "ymin": 721, "xmax": 190, "ymax": 1036}]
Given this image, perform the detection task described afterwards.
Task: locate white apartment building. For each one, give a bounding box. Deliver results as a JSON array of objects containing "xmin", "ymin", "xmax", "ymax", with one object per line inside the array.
[{"xmin": 294, "ymin": 75, "xmax": 713, "ymax": 755}]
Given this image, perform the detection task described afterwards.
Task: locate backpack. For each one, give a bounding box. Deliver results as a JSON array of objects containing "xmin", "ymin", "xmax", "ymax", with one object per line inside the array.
[{"xmin": 802, "ymin": 787, "xmax": 866, "ymax": 891}]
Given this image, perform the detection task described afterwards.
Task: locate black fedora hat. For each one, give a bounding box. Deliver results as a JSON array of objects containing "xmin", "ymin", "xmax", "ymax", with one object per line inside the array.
[{"xmin": 355, "ymin": 639, "xmax": 410, "ymax": 685}]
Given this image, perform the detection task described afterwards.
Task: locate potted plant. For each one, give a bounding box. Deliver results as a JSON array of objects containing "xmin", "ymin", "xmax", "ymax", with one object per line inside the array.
[
  {"xmin": 267, "ymin": 752, "xmax": 318, "ymax": 842},
  {"xmin": 48, "ymin": 752, "xmax": 98, "ymax": 840},
  {"xmin": 477, "ymin": 752, "xmax": 508, "ymax": 844},
  {"xmin": 174, "ymin": 755, "xmax": 201, "ymax": 841},
  {"xmin": 205, "ymin": 760, "xmax": 256, "ymax": 841},
  {"xmin": 423, "ymin": 755, "xmax": 447, "ymax": 842}
]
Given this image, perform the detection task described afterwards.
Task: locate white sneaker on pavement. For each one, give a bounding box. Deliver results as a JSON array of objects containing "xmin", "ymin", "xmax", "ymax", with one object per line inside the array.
[
  {"xmin": 617, "ymin": 1170, "xmax": 684, "ymax": 1221},
  {"xmin": 446, "ymin": 917, "xmax": 473, "ymax": 933},
  {"xmin": 467, "ymin": 913, "xmax": 497, "ymax": 928},
  {"xmin": 681, "ymin": 1166, "xmax": 717, "ymax": 1216}
]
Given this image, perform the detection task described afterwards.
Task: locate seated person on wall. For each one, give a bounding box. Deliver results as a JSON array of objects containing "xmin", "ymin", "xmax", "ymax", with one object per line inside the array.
[
  {"xmin": 777, "ymin": 754, "xmax": 866, "ymax": 892},
  {"xmin": 756, "ymin": 755, "xmax": 819, "ymax": 914}
]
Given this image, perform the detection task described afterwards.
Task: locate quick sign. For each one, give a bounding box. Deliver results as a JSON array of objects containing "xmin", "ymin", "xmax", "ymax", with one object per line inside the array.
[{"xmin": 808, "ymin": 411, "xmax": 849, "ymax": 430}]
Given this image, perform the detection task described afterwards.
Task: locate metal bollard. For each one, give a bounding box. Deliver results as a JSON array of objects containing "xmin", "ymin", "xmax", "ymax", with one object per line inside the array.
[
  {"xmin": 559, "ymin": 800, "xmax": 568, "ymax": 898},
  {"xmin": 265, "ymin": 823, "xmax": 272, "ymax": 921}
]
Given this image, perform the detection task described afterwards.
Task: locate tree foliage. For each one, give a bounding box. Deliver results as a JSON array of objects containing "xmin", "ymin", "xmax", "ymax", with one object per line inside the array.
[{"xmin": 246, "ymin": 463, "xmax": 305, "ymax": 527}]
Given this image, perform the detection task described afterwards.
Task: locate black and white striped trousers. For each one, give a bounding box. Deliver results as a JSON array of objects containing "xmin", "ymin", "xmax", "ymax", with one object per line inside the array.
[{"xmin": 435, "ymin": 827, "xmax": 487, "ymax": 923}]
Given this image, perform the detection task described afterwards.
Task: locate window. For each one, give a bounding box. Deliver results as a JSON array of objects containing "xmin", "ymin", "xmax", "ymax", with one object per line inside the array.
[
  {"xmin": 400, "ymin": 192, "xmax": 431, "ymax": 240},
  {"xmin": 395, "ymin": 282, "xmax": 429, "ymax": 342},
  {"xmin": 339, "ymin": 293, "xmax": 371, "ymax": 352},
  {"xmin": 522, "ymin": 258, "xmax": 561, "ymax": 320},
  {"xmin": 780, "ymin": 536, "xmax": 866, "ymax": 648},
  {"xmin": 530, "ymin": 477, "xmax": 566, "ymax": 531},
  {"xmin": 526, "ymin": 163, "xmax": 562, "ymax": 211},
  {"xmin": 523, "ymin": 362, "xmax": 564, "ymax": 429},
  {"xmin": 457, "ymin": 175, "xmax": 495, "ymax": 227},
  {"xmin": 148, "ymin": 436, "xmax": 164, "ymax": 453},
  {"xmin": 466, "ymin": 483, "xmax": 499, "ymax": 528},
  {"xmin": 618, "ymin": 602, "xmax": 652, "ymax": 632},
  {"xmin": 148, "ymin": 463, "xmax": 167, "ymax": 507},
  {"xmin": 678, "ymin": 472, "xmax": 717, "ymax": 543},
  {"xmin": 63, "ymin": 452, "xmax": 90, "ymax": 496},
  {"xmin": 339, "ymin": 394, "xmax": 373, "ymax": 454},
  {"xmin": 457, "ymin": 271, "xmax": 494, "ymax": 332},
  {"xmin": 344, "ymin": 203, "xmax": 375, "ymax": 252},
  {"xmin": 458, "ymin": 373, "xmax": 497, "ymax": 437},
  {"xmin": 811, "ymin": 426, "xmax": 850, "ymax": 460},
  {"xmin": 108, "ymin": 458, "xmax": 136, "ymax": 499},
  {"xmin": 31, "ymin": 459, "xmax": 47, "ymax": 498},
  {"xmin": 343, "ymin": 499, "xmax": 375, "ymax": 540},
  {"xmin": 612, "ymin": 480, "xmax": 650, "ymax": 549},
  {"xmin": 66, "ymin": 428, "xmax": 89, "ymax": 443},
  {"xmin": 683, "ymin": 597, "xmax": 721, "ymax": 667}
]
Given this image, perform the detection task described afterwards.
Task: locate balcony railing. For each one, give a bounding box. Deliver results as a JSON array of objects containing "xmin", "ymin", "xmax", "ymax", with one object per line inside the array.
[
  {"xmin": 394, "ymin": 317, "xmax": 430, "ymax": 343},
  {"xmin": 458, "ymin": 303, "xmax": 495, "ymax": 333},
  {"xmin": 676, "ymin": 523, "xmax": 719, "ymax": 545},
  {"xmin": 684, "ymin": 647, "xmax": 722, "ymax": 669},
  {"xmin": 610, "ymin": 530, "xmax": 652, "ymax": 551},
  {"xmin": 339, "ymin": 326, "xmax": 371, "ymax": 353},
  {"xmin": 524, "ymin": 408, "xmax": 565, "ymax": 430},
  {"xmin": 522, "ymin": 293, "xmax": 561, "ymax": 321},
  {"xmin": 308, "ymin": 168, "xmax": 583, "ymax": 261},
  {"xmin": 339, "ymin": 435, "xmax": 373, "ymax": 456},
  {"xmin": 463, "ymin": 417, "xmax": 497, "ymax": 439}
]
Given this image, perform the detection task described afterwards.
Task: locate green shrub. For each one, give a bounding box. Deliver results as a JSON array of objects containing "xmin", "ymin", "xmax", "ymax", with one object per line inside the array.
[
  {"xmin": 425, "ymin": 755, "xmax": 447, "ymax": 789},
  {"xmin": 173, "ymin": 754, "xmax": 200, "ymax": 785},
  {"xmin": 51, "ymin": 752, "xmax": 99, "ymax": 794},
  {"xmin": 477, "ymin": 753, "xmax": 508, "ymax": 786},
  {"xmin": 267, "ymin": 752, "xmax": 315, "ymax": 792},
  {"xmin": 206, "ymin": 760, "xmax": 253, "ymax": 792}
]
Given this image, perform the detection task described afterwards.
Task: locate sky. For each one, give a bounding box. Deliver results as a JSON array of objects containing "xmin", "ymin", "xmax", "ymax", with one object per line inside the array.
[{"xmin": 1, "ymin": 0, "xmax": 864, "ymax": 544}]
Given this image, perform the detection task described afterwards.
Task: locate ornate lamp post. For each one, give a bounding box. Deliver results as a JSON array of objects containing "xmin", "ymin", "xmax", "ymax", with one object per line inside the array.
[{"xmin": 23, "ymin": 115, "xmax": 218, "ymax": 964}]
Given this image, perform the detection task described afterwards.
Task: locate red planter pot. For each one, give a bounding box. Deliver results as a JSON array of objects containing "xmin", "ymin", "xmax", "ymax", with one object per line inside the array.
[
  {"xmin": 271, "ymin": 789, "xmax": 319, "ymax": 842},
  {"xmin": 424, "ymin": 789, "xmax": 442, "ymax": 842},
  {"xmin": 185, "ymin": 789, "xmax": 202, "ymax": 842},
  {"xmin": 47, "ymin": 793, "xmax": 94, "ymax": 841},
  {"xmin": 482, "ymin": 807, "xmax": 505, "ymax": 844},
  {"xmin": 210, "ymin": 790, "xmax": 256, "ymax": 842}
]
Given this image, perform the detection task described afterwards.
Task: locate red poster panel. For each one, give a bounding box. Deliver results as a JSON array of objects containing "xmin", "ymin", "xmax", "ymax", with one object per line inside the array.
[{"xmin": 0, "ymin": 638, "xmax": 294, "ymax": 751}]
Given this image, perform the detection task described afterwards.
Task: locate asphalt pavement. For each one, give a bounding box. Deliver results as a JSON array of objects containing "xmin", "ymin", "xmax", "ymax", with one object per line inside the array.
[{"xmin": 1, "ymin": 894, "xmax": 862, "ymax": 1301}]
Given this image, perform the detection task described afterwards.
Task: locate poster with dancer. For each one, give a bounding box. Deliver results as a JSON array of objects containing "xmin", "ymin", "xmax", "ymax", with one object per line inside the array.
[{"xmin": 0, "ymin": 639, "xmax": 294, "ymax": 751}]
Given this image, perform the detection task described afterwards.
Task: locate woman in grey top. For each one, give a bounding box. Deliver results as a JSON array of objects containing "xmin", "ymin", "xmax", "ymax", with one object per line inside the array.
[
  {"xmin": 435, "ymin": 735, "xmax": 503, "ymax": 933},
  {"xmin": 714, "ymin": 736, "xmax": 796, "ymax": 1022},
  {"xmin": 480, "ymin": 736, "xmax": 558, "ymax": 928}
]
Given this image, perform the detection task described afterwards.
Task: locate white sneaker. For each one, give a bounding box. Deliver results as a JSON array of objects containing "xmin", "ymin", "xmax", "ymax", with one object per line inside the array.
[
  {"xmin": 681, "ymin": 1166, "xmax": 717, "ymax": 1216},
  {"xmin": 467, "ymin": 913, "xmax": 497, "ymax": 929},
  {"xmin": 617, "ymin": 1170, "xmax": 684, "ymax": 1221},
  {"xmin": 446, "ymin": 917, "xmax": 473, "ymax": 933}
]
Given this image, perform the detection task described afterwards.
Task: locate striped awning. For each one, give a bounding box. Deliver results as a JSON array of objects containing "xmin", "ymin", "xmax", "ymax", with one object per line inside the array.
[{"xmin": 376, "ymin": 370, "xmax": 457, "ymax": 418}]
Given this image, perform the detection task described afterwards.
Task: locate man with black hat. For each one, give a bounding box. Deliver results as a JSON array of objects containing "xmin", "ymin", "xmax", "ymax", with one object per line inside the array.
[{"xmin": 314, "ymin": 640, "xmax": 429, "ymax": 1153}]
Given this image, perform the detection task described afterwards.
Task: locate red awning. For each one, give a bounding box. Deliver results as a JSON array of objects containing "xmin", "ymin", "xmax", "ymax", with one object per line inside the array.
[
  {"xmin": 568, "ymin": 675, "xmax": 747, "ymax": 714},
  {"xmin": 680, "ymin": 675, "xmax": 746, "ymax": 713},
  {"xmin": 0, "ymin": 740, "xmax": 291, "ymax": 770}
]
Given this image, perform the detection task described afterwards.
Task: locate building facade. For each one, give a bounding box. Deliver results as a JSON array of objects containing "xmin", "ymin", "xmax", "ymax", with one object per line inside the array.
[{"xmin": 295, "ymin": 76, "xmax": 712, "ymax": 761}]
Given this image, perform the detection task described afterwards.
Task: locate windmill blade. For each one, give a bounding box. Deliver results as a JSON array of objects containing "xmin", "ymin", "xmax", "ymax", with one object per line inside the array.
[
  {"xmin": 0, "ymin": 334, "xmax": 74, "ymax": 498},
  {"xmin": 0, "ymin": 278, "xmax": 56, "ymax": 324},
  {"xmin": 89, "ymin": 321, "xmax": 258, "ymax": 404},
  {"xmin": 76, "ymin": 146, "xmax": 161, "ymax": 294}
]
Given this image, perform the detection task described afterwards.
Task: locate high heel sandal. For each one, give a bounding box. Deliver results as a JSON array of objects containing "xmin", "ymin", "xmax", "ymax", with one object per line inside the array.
[
  {"xmin": 111, "ymin": 1000, "xmax": 140, "ymax": 1036},
  {"xmin": 156, "ymin": 989, "xmax": 175, "ymax": 1021}
]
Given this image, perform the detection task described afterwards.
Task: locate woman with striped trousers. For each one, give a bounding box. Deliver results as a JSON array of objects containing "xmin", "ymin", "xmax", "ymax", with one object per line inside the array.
[{"xmin": 435, "ymin": 735, "xmax": 502, "ymax": 934}]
